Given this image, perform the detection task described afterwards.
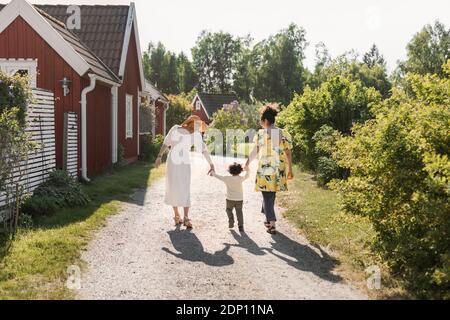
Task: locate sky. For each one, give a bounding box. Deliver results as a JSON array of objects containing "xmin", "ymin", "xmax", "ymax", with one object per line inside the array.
[{"xmin": 3, "ymin": 0, "xmax": 450, "ymax": 72}]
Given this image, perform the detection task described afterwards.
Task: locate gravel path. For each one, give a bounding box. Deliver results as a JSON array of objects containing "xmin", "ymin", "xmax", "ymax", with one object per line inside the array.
[{"xmin": 78, "ymin": 154, "xmax": 366, "ymax": 300}]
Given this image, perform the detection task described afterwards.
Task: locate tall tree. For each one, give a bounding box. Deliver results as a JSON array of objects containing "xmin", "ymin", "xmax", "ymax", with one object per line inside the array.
[
  {"xmin": 399, "ymin": 20, "xmax": 450, "ymax": 77},
  {"xmin": 192, "ymin": 31, "xmax": 242, "ymax": 93},
  {"xmin": 177, "ymin": 52, "xmax": 198, "ymax": 94},
  {"xmin": 363, "ymin": 44, "xmax": 386, "ymax": 68},
  {"xmin": 252, "ymin": 23, "xmax": 309, "ymax": 105},
  {"xmin": 232, "ymin": 35, "xmax": 257, "ymax": 102},
  {"xmin": 144, "ymin": 42, "xmax": 166, "ymax": 88}
]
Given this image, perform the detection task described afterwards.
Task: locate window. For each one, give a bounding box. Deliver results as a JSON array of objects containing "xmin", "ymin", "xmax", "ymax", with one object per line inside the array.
[
  {"xmin": 195, "ymin": 100, "xmax": 202, "ymax": 111},
  {"xmin": 126, "ymin": 94, "xmax": 133, "ymax": 139},
  {"xmin": 0, "ymin": 59, "xmax": 37, "ymax": 87}
]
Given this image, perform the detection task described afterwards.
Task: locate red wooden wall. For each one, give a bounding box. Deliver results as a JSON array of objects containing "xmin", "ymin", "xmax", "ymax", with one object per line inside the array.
[
  {"xmin": 83, "ymin": 79, "xmax": 112, "ymax": 176},
  {"xmin": 0, "ymin": 17, "xmax": 114, "ymax": 177},
  {"xmin": 155, "ymin": 101, "xmax": 166, "ymax": 135},
  {"xmin": 191, "ymin": 96, "xmax": 210, "ymax": 123},
  {"xmin": 118, "ymin": 26, "xmax": 141, "ymax": 162},
  {"xmin": 0, "ymin": 16, "xmax": 82, "ymax": 173}
]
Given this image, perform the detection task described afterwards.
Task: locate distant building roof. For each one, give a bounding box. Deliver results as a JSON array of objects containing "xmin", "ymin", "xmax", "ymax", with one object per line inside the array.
[
  {"xmin": 144, "ymin": 80, "xmax": 169, "ymax": 104},
  {"xmin": 196, "ymin": 93, "xmax": 239, "ymax": 118}
]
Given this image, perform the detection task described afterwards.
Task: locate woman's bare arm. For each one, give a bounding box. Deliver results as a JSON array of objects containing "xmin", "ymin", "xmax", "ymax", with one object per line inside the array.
[
  {"xmin": 154, "ymin": 144, "xmax": 169, "ymax": 168},
  {"xmin": 285, "ymin": 149, "xmax": 294, "ymax": 179},
  {"xmin": 245, "ymin": 144, "xmax": 258, "ymax": 168}
]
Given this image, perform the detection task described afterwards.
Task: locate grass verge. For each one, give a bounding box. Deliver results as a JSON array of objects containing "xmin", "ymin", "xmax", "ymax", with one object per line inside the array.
[
  {"xmin": 0, "ymin": 161, "xmax": 165, "ymax": 300},
  {"xmin": 278, "ymin": 166, "xmax": 409, "ymax": 299}
]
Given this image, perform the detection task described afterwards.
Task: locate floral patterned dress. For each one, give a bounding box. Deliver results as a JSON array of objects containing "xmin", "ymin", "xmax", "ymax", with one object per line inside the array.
[{"xmin": 254, "ymin": 127, "xmax": 293, "ymax": 192}]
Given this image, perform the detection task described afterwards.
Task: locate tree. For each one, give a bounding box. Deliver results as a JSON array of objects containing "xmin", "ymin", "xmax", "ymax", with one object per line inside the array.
[
  {"xmin": 177, "ymin": 52, "xmax": 198, "ymax": 94},
  {"xmin": 331, "ymin": 62, "xmax": 450, "ymax": 298},
  {"xmin": 363, "ymin": 44, "xmax": 386, "ymax": 68},
  {"xmin": 144, "ymin": 42, "xmax": 166, "ymax": 88},
  {"xmin": 398, "ymin": 20, "xmax": 450, "ymax": 77},
  {"xmin": 192, "ymin": 31, "xmax": 242, "ymax": 93},
  {"xmin": 232, "ymin": 36, "xmax": 257, "ymax": 102},
  {"xmin": 252, "ymin": 23, "xmax": 308, "ymax": 105},
  {"xmin": 310, "ymin": 52, "xmax": 392, "ymax": 98},
  {"xmin": 143, "ymin": 43, "xmax": 198, "ymax": 94},
  {"xmin": 165, "ymin": 94, "xmax": 192, "ymax": 130},
  {"xmin": 278, "ymin": 75, "xmax": 381, "ymax": 169}
]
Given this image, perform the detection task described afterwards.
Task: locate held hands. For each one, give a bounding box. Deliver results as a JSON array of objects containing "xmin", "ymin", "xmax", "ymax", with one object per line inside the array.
[{"xmin": 207, "ymin": 164, "xmax": 215, "ymax": 176}]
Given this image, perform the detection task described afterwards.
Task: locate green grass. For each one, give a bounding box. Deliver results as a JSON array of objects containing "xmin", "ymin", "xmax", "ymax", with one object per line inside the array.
[
  {"xmin": 278, "ymin": 166, "xmax": 408, "ymax": 299},
  {"xmin": 0, "ymin": 162, "xmax": 165, "ymax": 300}
]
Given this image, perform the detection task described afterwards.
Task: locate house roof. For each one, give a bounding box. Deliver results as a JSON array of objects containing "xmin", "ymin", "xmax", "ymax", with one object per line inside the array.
[
  {"xmin": 196, "ymin": 93, "xmax": 239, "ymax": 118},
  {"xmin": 0, "ymin": 2, "xmax": 119, "ymax": 83},
  {"xmin": 145, "ymin": 80, "xmax": 169, "ymax": 104},
  {"xmin": 35, "ymin": 5, "xmax": 129, "ymax": 76}
]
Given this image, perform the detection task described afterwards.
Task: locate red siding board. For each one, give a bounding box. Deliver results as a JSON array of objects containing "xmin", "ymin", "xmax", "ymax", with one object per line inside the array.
[
  {"xmin": 0, "ymin": 16, "xmax": 114, "ymax": 177},
  {"xmin": 118, "ymin": 26, "xmax": 141, "ymax": 162},
  {"xmin": 192, "ymin": 97, "xmax": 210, "ymax": 123}
]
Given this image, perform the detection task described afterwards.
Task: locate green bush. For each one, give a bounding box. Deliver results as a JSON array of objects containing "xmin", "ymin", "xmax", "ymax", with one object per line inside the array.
[
  {"xmin": 0, "ymin": 72, "xmax": 31, "ymax": 126},
  {"xmin": 312, "ymin": 125, "xmax": 343, "ymax": 186},
  {"xmin": 139, "ymin": 134, "xmax": 164, "ymax": 162},
  {"xmin": 21, "ymin": 195, "xmax": 59, "ymax": 217},
  {"xmin": 278, "ymin": 75, "xmax": 381, "ymax": 169},
  {"xmin": 21, "ymin": 170, "xmax": 90, "ymax": 217},
  {"xmin": 331, "ymin": 63, "xmax": 450, "ymax": 298}
]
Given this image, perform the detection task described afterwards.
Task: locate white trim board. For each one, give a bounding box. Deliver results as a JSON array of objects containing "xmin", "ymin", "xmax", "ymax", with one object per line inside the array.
[
  {"xmin": 191, "ymin": 94, "xmax": 211, "ymax": 119},
  {"xmin": 0, "ymin": 0, "xmax": 90, "ymax": 76},
  {"xmin": 118, "ymin": 3, "xmax": 145, "ymax": 89}
]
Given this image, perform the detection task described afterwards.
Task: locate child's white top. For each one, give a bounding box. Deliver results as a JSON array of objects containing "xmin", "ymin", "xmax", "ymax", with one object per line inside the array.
[{"xmin": 213, "ymin": 170, "xmax": 250, "ymax": 201}]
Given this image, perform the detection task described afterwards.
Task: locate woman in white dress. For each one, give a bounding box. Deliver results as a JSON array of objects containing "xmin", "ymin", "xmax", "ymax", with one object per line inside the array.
[{"xmin": 154, "ymin": 115, "xmax": 214, "ymax": 229}]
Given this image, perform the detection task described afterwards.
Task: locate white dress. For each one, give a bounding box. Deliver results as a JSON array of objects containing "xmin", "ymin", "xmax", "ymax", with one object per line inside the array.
[{"xmin": 163, "ymin": 125, "xmax": 212, "ymax": 207}]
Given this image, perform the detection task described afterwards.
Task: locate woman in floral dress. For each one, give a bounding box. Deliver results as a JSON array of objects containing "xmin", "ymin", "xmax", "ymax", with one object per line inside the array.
[{"xmin": 245, "ymin": 105, "xmax": 294, "ymax": 234}]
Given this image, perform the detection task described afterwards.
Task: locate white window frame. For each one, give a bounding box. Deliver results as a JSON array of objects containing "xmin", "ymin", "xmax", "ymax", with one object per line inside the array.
[
  {"xmin": 195, "ymin": 100, "xmax": 202, "ymax": 111},
  {"xmin": 0, "ymin": 58, "xmax": 37, "ymax": 88},
  {"xmin": 125, "ymin": 94, "xmax": 133, "ymax": 139}
]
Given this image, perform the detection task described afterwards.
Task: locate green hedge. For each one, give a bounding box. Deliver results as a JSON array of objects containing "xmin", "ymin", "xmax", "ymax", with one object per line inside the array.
[{"xmin": 331, "ymin": 63, "xmax": 450, "ymax": 298}]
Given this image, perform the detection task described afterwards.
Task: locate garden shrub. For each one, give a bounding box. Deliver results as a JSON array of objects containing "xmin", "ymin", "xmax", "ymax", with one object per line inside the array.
[
  {"xmin": 331, "ymin": 63, "xmax": 450, "ymax": 298},
  {"xmin": 139, "ymin": 134, "xmax": 164, "ymax": 162},
  {"xmin": 312, "ymin": 125, "xmax": 343, "ymax": 186},
  {"xmin": 21, "ymin": 170, "xmax": 90, "ymax": 217},
  {"xmin": 278, "ymin": 75, "xmax": 381, "ymax": 169}
]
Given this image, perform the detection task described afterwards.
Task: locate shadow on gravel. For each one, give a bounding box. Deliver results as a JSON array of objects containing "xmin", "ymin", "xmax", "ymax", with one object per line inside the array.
[
  {"xmin": 162, "ymin": 228, "xmax": 234, "ymax": 267},
  {"xmin": 228, "ymin": 230, "xmax": 266, "ymax": 256},
  {"xmin": 266, "ymin": 232, "xmax": 342, "ymax": 283}
]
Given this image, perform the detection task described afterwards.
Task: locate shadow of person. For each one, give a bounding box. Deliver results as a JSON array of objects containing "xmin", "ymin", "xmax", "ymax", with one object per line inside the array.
[
  {"xmin": 228, "ymin": 230, "xmax": 266, "ymax": 256},
  {"xmin": 266, "ymin": 232, "xmax": 342, "ymax": 283},
  {"xmin": 162, "ymin": 229, "xmax": 234, "ymax": 267}
]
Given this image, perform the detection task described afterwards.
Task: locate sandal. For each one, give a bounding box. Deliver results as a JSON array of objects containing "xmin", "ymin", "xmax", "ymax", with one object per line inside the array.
[
  {"xmin": 174, "ymin": 215, "xmax": 183, "ymax": 226},
  {"xmin": 267, "ymin": 226, "xmax": 277, "ymax": 235},
  {"xmin": 264, "ymin": 221, "xmax": 271, "ymax": 228},
  {"xmin": 183, "ymin": 218, "xmax": 193, "ymax": 229}
]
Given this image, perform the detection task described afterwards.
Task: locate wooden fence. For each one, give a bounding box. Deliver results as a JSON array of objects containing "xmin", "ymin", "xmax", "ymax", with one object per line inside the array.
[{"xmin": 0, "ymin": 88, "xmax": 56, "ymax": 222}]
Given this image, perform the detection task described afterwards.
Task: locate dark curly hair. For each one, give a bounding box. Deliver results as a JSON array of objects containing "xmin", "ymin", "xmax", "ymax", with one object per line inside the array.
[
  {"xmin": 260, "ymin": 104, "xmax": 279, "ymax": 125},
  {"xmin": 228, "ymin": 162, "xmax": 243, "ymax": 176}
]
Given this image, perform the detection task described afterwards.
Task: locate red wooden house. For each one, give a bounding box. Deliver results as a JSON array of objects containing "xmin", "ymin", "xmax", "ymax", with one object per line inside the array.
[{"xmin": 0, "ymin": 0, "xmax": 167, "ymax": 180}]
